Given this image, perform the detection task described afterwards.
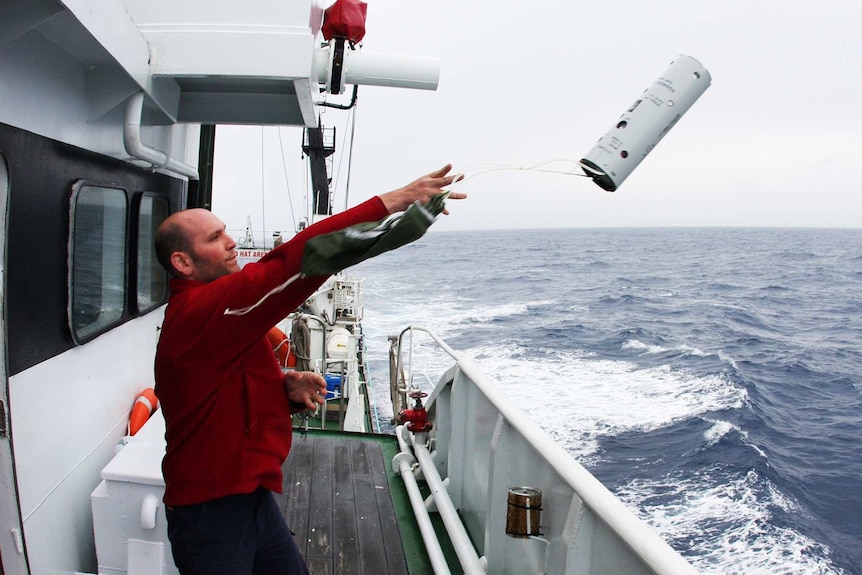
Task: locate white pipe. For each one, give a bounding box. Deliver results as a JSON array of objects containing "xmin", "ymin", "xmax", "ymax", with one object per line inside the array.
[
  {"xmin": 410, "ymin": 431, "xmax": 486, "ymax": 575},
  {"xmin": 124, "ymin": 92, "xmax": 199, "ymax": 180},
  {"xmin": 394, "ymin": 426, "xmax": 451, "ymax": 575},
  {"xmin": 395, "ymin": 422, "xmax": 411, "ymax": 453},
  {"xmin": 424, "ymin": 477, "xmax": 448, "ymax": 513},
  {"xmin": 140, "ymin": 494, "xmax": 160, "ymax": 530}
]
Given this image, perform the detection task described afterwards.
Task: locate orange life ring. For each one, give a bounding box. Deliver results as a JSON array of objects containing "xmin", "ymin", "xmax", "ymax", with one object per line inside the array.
[
  {"xmin": 128, "ymin": 387, "xmax": 158, "ymax": 436},
  {"xmin": 266, "ymin": 327, "xmax": 296, "ymax": 368}
]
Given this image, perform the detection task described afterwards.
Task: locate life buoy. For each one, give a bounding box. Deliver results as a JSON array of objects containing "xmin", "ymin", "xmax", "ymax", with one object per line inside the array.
[
  {"xmin": 266, "ymin": 326, "xmax": 296, "ymax": 368},
  {"xmin": 128, "ymin": 387, "xmax": 158, "ymax": 436}
]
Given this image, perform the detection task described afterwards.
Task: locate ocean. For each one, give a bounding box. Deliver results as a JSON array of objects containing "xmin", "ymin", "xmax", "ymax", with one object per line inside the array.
[{"xmin": 351, "ymin": 227, "xmax": 862, "ymax": 575}]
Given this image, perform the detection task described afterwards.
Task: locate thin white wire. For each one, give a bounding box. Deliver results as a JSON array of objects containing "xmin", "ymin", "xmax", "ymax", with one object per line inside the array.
[
  {"xmin": 443, "ymin": 158, "xmax": 593, "ymax": 192},
  {"xmin": 277, "ymin": 126, "xmax": 297, "ymax": 232}
]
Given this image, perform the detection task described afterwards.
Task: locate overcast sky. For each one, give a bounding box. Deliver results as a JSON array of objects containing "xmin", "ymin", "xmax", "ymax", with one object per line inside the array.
[{"xmin": 212, "ymin": 0, "xmax": 862, "ymax": 237}]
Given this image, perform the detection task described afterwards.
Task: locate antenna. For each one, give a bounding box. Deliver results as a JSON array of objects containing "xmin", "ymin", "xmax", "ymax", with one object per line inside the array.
[{"xmin": 242, "ymin": 215, "xmax": 255, "ymax": 248}]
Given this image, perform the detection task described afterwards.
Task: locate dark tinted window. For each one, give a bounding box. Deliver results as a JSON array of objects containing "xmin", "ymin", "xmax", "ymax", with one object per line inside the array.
[
  {"xmin": 68, "ymin": 183, "xmax": 128, "ymax": 343},
  {"xmin": 136, "ymin": 194, "xmax": 169, "ymax": 313}
]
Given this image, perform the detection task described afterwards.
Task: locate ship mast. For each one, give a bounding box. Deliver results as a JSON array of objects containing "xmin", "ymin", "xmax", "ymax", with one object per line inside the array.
[{"xmin": 302, "ymin": 124, "xmax": 337, "ymax": 219}]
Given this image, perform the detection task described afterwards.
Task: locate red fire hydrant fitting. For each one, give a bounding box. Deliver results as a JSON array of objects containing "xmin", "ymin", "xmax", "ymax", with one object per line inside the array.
[{"xmin": 399, "ymin": 390, "xmax": 433, "ymax": 433}]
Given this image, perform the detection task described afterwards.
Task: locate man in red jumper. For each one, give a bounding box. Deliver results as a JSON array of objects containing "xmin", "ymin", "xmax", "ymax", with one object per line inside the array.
[{"xmin": 154, "ymin": 164, "xmax": 465, "ymax": 575}]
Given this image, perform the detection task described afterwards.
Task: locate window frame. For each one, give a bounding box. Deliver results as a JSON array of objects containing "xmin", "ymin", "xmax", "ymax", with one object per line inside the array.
[
  {"xmin": 132, "ymin": 192, "xmax": 170, "ymax": 315},
  {"xmin": 66, "ymin": 181, "xmax": 129, "ymax": 344}
]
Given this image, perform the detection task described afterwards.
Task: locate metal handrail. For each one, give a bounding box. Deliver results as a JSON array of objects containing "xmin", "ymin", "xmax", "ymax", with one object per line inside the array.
[
  {"xmin": 393, "ymin": 325, "xmax": 461, "ymax": 405},
  {"xmin": 393, "ymin": 426, "xmax": 451, "ymax": 575},
  {"xmin": 390, "ymin": 325, "xmax": 699, "ymax": 575}
]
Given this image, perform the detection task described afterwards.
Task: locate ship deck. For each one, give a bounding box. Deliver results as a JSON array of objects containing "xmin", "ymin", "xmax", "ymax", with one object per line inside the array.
[{"xmin": 278, "ymin": 429, "xmax": 458, "ymax": 575}]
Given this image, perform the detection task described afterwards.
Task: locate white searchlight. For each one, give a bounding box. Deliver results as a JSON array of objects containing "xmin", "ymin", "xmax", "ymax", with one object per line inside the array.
[
  {"xmin": 581, "ymin": 54, "xmax": 711, "ymax": 192},
  {"xmin": 314, "ymin": 44, "xmax": 441, "ymax": 94}
]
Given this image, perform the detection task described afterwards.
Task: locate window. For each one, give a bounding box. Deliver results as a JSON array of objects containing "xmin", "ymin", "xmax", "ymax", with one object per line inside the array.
[
  {"xmin": 135, "ymin": 194, "xmax": 169, "ymax": 313},
  {"xmin": 68, "ymin": 183, "xmax": 128, "ymax": 343}
]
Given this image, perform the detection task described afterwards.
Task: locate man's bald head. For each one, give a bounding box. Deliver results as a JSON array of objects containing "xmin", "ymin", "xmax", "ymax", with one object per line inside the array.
[{"xmin": 155, "ymin": 209, "xmax": 239, "ymax": 281}]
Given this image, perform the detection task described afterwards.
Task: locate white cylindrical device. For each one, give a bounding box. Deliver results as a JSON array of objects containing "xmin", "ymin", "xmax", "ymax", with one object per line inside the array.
[
  {"xmin": 580, "ymin": 54, "xmax": 711, "ymax": 191},
  {"xmin": 314, "ymin": 46, "xmax": 441, "ymax": 93},
  {"xmin": 326, "ymin": 327, "xmax": 351, "ymax": 359}
]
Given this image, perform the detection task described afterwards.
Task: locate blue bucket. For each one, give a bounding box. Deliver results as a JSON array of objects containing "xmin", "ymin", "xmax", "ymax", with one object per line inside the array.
[{"xmin": 324, "ymin": 374, "xmax": 342, "ymax": 400}]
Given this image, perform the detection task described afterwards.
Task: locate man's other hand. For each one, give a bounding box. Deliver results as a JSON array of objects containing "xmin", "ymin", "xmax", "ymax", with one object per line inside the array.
[{"xmin": 284, "ymin": 370, "xmax": 328, "ymax": 410}]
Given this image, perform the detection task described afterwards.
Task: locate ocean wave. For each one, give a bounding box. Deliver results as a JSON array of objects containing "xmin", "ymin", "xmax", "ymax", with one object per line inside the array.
[
  {"xmin": 717, "ymin": 350, "xmax": 740, "ymax": 370},
  {"xmin": 455, "ymin": 300, "xmax": 554, "ymax": 325},
  {"xmin": 702, "ymin": 419, "xmax": 767, "ymax": 459},
  {"xmin": 722, "ymin": 307, "xmax": 773, "ymax": 332},
  {"xmin": 760, "ymin": 284, "xmax": 793, "ymax": 292},
  {"xmin": 597, "ymin": 293, "xmax": 650, "ymax": 305},
  {"xmin": 704, "ymin": 281, "xmax": 745, "ymax": 291},
  {"xmin": 463, "ymin": 342, "xmax": 747, "ymax": 457},
  {"xmin": 703, "ymin": 419, "xmax": 737, "ymax": 447},
  {"xmin": 615, "ymin": 468, "xmax": 845, "ymax": 575},
  {"xmin": 623, "ymin": 338, "xmax": 709, "ymax": 358}
]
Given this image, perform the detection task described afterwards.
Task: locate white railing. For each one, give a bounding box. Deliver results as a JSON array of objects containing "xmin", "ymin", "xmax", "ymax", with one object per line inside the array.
[{"xmin": 392, "ymin": 326, "xmax": 699, "ymax": 575}]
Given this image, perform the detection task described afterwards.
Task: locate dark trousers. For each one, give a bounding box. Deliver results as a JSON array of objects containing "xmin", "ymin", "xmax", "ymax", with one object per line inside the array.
[{"xmin": 166, "ymin": 488, "xmax": 310, "ymax": 575}]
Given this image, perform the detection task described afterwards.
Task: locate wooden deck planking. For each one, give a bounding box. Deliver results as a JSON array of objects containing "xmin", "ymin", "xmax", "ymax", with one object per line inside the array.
[
  {"xmin": 306, "ymin": 437, "xmax": 334, "ymax": 559},
  {"xmin": 281, "ymin": 435, "xmax": 314, "ymax": 557},
  {"xmin": 371, "ymin": 442, "xmax": 410, "ymax": 575},
  {"xmin": 280, "ymin": 433, "xmax": 410, "ymax": 575}
]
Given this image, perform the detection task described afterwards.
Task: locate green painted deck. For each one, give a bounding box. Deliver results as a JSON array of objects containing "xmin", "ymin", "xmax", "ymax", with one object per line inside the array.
[{"xmin": 278, "ymin": 429, "xmax": 459, "ymax": 575}]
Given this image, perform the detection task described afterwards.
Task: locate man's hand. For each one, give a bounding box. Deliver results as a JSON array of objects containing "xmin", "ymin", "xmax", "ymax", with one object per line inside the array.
[
  {"xmin": 380, "ymin": 164, "xmax": 467, "ymax": 215},
  {"xmin": 284, "ymin": 370, "xmax": 328, "ymax": 410}
]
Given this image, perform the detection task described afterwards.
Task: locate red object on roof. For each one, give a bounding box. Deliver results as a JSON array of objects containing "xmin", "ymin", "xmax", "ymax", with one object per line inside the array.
[{"xmin": 322, "ymin": 0, "xmax": 368, "ymax": 43}]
